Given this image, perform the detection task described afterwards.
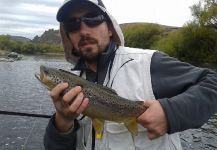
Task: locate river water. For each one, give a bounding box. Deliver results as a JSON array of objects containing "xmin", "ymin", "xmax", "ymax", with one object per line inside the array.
[{"xmin": 0, "ymin": 55, "xmax": 216, "ymax": 150}]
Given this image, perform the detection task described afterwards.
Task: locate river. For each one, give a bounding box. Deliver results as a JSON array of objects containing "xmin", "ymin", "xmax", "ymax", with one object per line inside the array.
[{"xmin": 0, "ymin": 55, "xmax": 216, "ymax": 150}]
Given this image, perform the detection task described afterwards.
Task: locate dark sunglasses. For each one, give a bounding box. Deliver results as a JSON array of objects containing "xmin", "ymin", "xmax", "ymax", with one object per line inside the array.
[{"xmin": 63, "ymin": 14, "xmax": 107, "ymax": 33}]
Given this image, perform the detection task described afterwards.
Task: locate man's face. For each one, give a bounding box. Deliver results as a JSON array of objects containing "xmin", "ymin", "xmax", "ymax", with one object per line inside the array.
[{"xmin": 66, "ymin": 5, "xmax": 112, "ymax": 62}]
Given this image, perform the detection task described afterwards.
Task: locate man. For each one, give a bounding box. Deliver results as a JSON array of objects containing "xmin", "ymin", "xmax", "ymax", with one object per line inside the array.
[{"xmin": 44, "ymin": 0, "xmax": 217, "ymax": 149}]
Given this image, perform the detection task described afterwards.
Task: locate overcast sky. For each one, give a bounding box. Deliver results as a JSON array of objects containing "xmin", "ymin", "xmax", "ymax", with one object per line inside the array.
[{"xmin": 0, "ymin": 0, "xmax": 200, "ymax": 39}]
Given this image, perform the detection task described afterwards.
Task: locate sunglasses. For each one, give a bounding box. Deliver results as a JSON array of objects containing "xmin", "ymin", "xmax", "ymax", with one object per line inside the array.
[{"xmin": 63, "ymin": 14, "xmax": 107, "ymax": 33}]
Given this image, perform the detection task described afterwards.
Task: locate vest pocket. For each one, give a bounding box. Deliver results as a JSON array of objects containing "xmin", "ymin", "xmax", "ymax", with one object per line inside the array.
[{"xmin": 106, "ymin": 122, "xmax": 135, "ymax": 150}]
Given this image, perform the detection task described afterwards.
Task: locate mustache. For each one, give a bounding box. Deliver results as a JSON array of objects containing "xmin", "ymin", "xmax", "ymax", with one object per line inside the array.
[{"xmin": 78, "ymin": 36, "xmax": 97, "ymax": 47}]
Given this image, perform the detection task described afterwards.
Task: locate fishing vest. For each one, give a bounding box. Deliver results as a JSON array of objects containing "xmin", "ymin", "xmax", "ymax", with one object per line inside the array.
[{"xmin": 75, "ymin": 46, "xmax": 182, "ymax": 150}]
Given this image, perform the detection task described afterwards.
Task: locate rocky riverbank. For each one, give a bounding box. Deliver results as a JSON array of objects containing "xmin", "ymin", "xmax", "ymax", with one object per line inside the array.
[{"xmin": 0, "ymin": 50, "xmax": 23, "ymax": 62}]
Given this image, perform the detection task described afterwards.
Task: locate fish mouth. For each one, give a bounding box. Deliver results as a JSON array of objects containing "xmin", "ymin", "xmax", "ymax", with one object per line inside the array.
[
  {"xmin": 35, "ymin": 65, "xmax": 46, "ymax": 82},
  {"xmin": 35, "ymin": 66, "xmax": 51, "ymax": 90},
  {"xmin": 35, "ymin": 73, "xmax": 40, "ymax": 81}
]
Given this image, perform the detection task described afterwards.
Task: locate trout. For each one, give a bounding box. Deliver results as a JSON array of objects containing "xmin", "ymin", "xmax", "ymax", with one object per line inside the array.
[{"xmin": 35, "ymin": 65, "xmax": 147, "ymax": 139}]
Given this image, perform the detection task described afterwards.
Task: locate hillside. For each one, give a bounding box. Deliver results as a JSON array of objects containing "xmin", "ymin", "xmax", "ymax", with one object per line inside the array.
[
  {"xmin": 10, "ymin": 35, "xmax": 31, "ymax": 42},
  {"xmin": 32, "ymin": 29, "xmax": 61, "ymax": 44},
  {"xmin": 0, "ymin": 23, "xmax": 179, "ymax": 45},
  {"xmin": 120, "ymin": 22, "xmax": 179, "ymax": 32},
  {"xmin": 31, "ymin": 23, "xmax": 179, "ymax": 45}
]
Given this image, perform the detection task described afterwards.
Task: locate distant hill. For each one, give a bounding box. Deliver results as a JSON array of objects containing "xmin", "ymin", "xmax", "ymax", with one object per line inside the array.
[
  {"xmin": 120, "ymin": 22, "xmax": 179, "ymax": 32},
  {"xmin": 10, "ymin": 36, "xmax": 31, "ymax": 43},
  {"xmin": 32, "ymin": 29, "xmax": 61, "ymax": 44},
  {"xmin": 31, "ymin": 23, "xmax": 179, "ymax": 45},
  {"xmin": 1, "ymin": 23, "xmax": 179, "ymax": 45}
]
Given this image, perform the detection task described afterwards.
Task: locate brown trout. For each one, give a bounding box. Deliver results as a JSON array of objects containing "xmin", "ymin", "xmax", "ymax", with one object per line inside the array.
[{"xmin": 35, "ymin": 65, "xmax": 147, "ymax": 139}]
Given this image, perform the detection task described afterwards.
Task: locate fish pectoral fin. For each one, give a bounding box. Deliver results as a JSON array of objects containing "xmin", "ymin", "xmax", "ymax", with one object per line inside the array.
[
  {"xmin": 92, "ymin": 119, "xmax": 105, "ymax": 139},
  {"xmin": 124, "ymin": 119, "xmax": 138, "ymax": 137}
]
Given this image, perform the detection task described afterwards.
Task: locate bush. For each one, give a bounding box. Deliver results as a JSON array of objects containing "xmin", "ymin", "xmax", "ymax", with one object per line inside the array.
[
  {"xmin": 0, "ymin": 35, "xmax": 63, "ymax": 54},
  {"xmin": 153, "ymin": 23, "xmax": 217, "ymax": 64},
  {"xmin": 122, "ymin": 23, "xmax": 165, "ymax": 49}
]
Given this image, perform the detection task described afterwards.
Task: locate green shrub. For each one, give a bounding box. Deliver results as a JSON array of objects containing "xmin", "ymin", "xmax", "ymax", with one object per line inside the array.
[
  {"xmin": 0, "ymin": 35, "xmax": 63, "ymax": 54},
  {"xmin": 122, "ymin": 23, "xmax": 165, "ymax": 49},
  {"xmin": 153, "ymin": 23, "xmax": 217, "ymax": 64}
]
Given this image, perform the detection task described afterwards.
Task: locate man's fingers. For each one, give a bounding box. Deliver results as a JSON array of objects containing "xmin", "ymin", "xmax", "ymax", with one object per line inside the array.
[
  {"xmin": 137, "ymin": 100, "xmax": 168, "ymax": 140},
  {"xmin": 144, "ymin": 100, "xmax": 155, "ymax": 107},
  {"xmin": 75, "ymin": 98, "xmax": 89, "ymax": 114},
  {"xmin": 137, "ymin": 112, "xmax": 149, "ymax": 125},
  {"xmin": 147, "ymin": 128, "xmax": 165, "ymax": 140},
  {"xmin": 50, "ymin": 82, "xmax": 68, "ymax": 102},
  {"xmin": 62, "ymin": 86, "xmax": 82, "ymax": 104},
  {"xmin": 68, "ymin": 91, "xmax": 84, "ymax": 112}
]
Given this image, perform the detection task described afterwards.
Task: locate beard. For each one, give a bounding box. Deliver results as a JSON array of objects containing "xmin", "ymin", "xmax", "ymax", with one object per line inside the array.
[{"xmin": 76, "ymin": 36, "xmax": 102, "ymax": 62}]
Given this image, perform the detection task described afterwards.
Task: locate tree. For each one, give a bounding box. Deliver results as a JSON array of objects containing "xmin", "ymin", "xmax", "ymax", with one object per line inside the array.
[{"xmin": 191, "ymin": 0, "xmax": 217, "ymax": 29}]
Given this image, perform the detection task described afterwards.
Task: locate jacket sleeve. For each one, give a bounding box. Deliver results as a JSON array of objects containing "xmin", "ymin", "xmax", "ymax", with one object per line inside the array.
[
  {"xmin": 151, "ymin": 51, "xmax": 217, "ymax": 134},
  {"xmin": 44, "ymin": 114, "xmax": 79, "ymax": 150}
]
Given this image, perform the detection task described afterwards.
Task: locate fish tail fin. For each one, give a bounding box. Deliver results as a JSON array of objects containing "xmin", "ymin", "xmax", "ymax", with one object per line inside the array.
[
  {"xmin": 92, "ymin": 119, "xmax": 105, "ymax": 139},
  {"xmin": 124, "ymin": 118, "xmax": 138, "ymax": 137}
]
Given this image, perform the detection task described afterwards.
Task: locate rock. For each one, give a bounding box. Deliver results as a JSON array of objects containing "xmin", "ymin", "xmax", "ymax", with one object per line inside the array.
[
  {"xmin": 0, "ymin": 52, "xmax": 23, "ymax": 62},
  {"xmin": 7, "ymin": 52, "xmax": 23, "ymax": 61},
  {"xmin": 8, "ymin": 52, "xmax": 19, "ymax": 58}
]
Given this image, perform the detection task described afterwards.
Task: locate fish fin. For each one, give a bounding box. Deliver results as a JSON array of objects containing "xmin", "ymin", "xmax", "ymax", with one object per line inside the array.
[
  {"xmin": 92, "ymin": 119, "xmax": 105, "ymax": 139},
  {"xmin": 124, "ymin": 119, "xmax": 138, "ymax": 137},
  {"xmin": 96, "ymin": 84, "xmax": 118, "ymax": 95}
]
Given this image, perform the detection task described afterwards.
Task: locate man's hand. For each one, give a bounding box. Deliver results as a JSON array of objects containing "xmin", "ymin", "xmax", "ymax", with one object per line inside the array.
[
  {"xmin": 50, "ymin": 83, "xmax": 89, "ymax": 132},
  {"xmin": 137, "ymin": 100, "xmax": 168, "ymax": 140}
]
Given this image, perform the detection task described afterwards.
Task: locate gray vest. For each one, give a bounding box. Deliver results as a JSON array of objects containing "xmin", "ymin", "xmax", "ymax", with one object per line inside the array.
[{"xmin": 76, "ymin": 46, "xmax": 182, "ymax": 150}]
